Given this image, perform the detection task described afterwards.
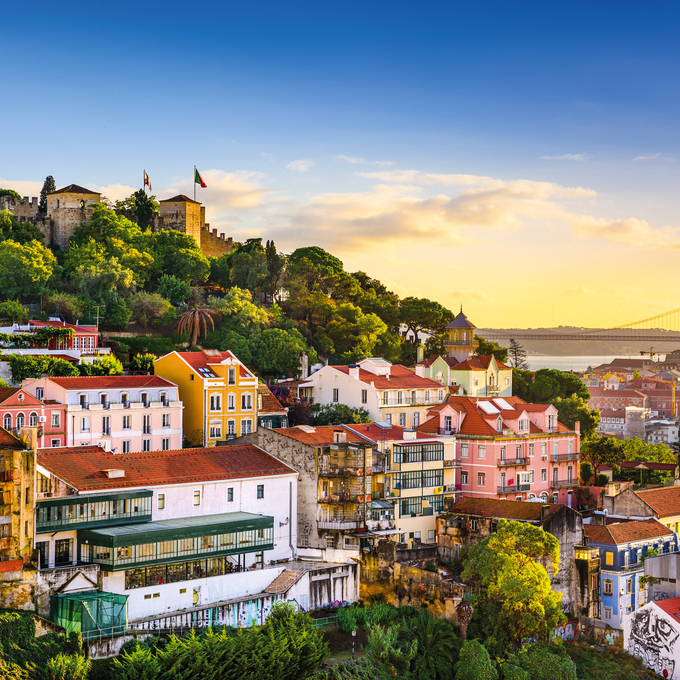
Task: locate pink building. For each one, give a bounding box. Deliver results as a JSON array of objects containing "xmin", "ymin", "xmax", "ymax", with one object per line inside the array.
[
  {"xmin": 22, "ymin": 376, "xmax": 183, "ymax": 453},
  {"xmin": 0, "ymin": 387, "xmax": 67, "ymax": 448},
  {"xmin": 418, "ymin": 396, "xmax": 580, "ymax": 506}
]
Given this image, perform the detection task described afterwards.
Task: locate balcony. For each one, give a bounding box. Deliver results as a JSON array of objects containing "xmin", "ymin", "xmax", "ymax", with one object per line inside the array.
[
  {"xmin": 101, "ymin": 428, "xmax": 111, "ymax": 437},
  {"xmin": 497, "ymin": 457, "xmax": 530, "ymax": 467},
  {"xmin": 550, "ymin": 479, "xmax": 576, "ymax": 489},
  {"xmin": 436, "ymin": 428, "xmax": 457, "ymax": 436},
  {"xmin": 497, "ymin": 484, "xmax": 531, "ymax": 494},
  {"xmin": 443, "ymin": 459, "xmax": 462, "ymax": 468},
  {"xmin": 372, "ymin": 464, "xmax": 385, "ymax": 474},
  {"xmin": 318, "ymin": 494, "xmax": 361, "ymax": 505},
  {"xmin": 551, "ymin": 453, "xmax": 580, "ymax": 462},
  {"xmin": 318, "ymin": 465, "xmax": 361, "ymax": 478},
  {"xmin": 486, "ymin": 384, "xmax": 501, "ymax": 395},
  {"xmin": 318, "ymin": 520, "xmax": 359, "ymax": 530},
  {"xmin": 443, "ymin": 484, "xmax": 461, "ymax": 493}
]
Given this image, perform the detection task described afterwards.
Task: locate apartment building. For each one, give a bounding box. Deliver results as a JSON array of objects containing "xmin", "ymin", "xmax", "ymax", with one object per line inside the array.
[
  {"xmin": 418, "ymin": 395, "xmax": 581, "ymax": 505},
  {"xmin": 0, "ymin": 387, "xmax": 67, "ymax": 448},
  {"xmin": 22, "ymin": 376, "xmax": 182, "ymax": 452},
  {"xmin": 415, "ymin": 355, "xmax": 513, "ymax": 397},
  {"xmin": 155, "ymin": 350, "xmax": 258, "ymax": 446}
]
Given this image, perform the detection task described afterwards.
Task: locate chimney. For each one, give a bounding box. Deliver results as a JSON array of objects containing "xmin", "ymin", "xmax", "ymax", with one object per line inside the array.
[
  {"xmin": 416, "ymin": 344, "xmax": 425, "ymax": 363},
  {"xmin": 415, "ymin": 365, "xmax": 425, "ymax": 378},
  {"xmin": 348, "ymin": 364, "xmax": 360, "ymax": 380},
  {"xmin": 575, "ymin": 421, "xmax": 581, "ymax": 434},
  {"xmin": 590, "ymin": 511, "xmax": 606, "ymax": 526},
  {"xmin": 541, "ymin": 504, "xmax": 551, "ymax": 520},
  {"xmin": 402, "ymin": 429, "xmax": 417, "ymax": 440}
]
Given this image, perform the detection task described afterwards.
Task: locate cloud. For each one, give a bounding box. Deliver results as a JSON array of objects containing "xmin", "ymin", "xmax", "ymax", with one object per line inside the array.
[
  {"xmin": 450, "ymin": 289, "xmax": 494, "ymax": 304},
  {"xmin": 633, "ymin": 153, "xmax": 661, "ymax": 161},
  {"xmin": 260, "ymin": 152, "xmax": 273, "ymax": 161},
  {"xmin": 539, "ymin": 154, "xmax": 589, "ymax": 161},
  {"xmin": 286, "ymin": 159, "xmax": 314, "ymax": 172},
  {"xmin": 336, "ymin": 155, "xmax": 393, "ymax": 166},
  {"xmin": 0, "ymin": 178, "xmax": 43, "ymax": 197},
  {"xmin": 89, "ymin": 183, "xmax": 137, "ymax": 202},
  {"xmin": 570, "ymin": 214, "xmax": 680, "ymax": 248}
]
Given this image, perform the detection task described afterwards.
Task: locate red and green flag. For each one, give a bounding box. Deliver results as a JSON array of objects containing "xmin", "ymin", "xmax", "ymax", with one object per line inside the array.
[{"xmin": 194, "ymin": 169, "xmax": 207, "ymax": 188}]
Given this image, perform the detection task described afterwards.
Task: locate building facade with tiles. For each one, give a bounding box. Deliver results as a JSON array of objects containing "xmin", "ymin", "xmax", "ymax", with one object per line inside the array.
[
  {"xmin": 22, "ymin": 376, "xmax": 182, "ymax": 453},
  {"xmin": 417, "ymin": 395, "xmax": 581, "ymax": 505},
  {"xmin": 154, "ymin": 350, "xmax": 258, "ymax": 446}
]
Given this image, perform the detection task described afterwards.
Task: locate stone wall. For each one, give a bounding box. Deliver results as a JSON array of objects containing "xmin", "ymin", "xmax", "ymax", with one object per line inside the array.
[
  {"xmin": 604, "ymin": 488, "xmax": 654, "ymax": 518},
  {"xmin": 200, "ymin": 226, "xmax": 234, "ymax": 258}
]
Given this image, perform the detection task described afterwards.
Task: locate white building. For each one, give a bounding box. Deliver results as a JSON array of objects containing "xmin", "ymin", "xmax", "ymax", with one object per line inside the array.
[{"xmin": 302, "ymin": 357, "xmax": 447, "ymax": 429}]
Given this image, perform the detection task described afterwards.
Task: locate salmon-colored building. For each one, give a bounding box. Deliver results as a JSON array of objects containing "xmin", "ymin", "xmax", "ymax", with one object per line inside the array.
[{"xmin": 0, "ymin": 387, "xmax": 67, "ymax": 448}]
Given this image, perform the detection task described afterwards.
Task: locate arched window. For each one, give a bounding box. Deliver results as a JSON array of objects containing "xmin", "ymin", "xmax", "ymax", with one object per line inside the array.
[
  {"xmin": 16, "ymin": 413, "xmax": 24, "ymax": 429},
  {"xmin": 3, "ymin": 414, "xmax": 10, "ymax": 430},
  {"xmin": 29, "ymin": 412, "xmax": 38, "ymax": 427},
  {"xmin": 528, "ymin": 493, "xmax": 536, "ymax": 499}
]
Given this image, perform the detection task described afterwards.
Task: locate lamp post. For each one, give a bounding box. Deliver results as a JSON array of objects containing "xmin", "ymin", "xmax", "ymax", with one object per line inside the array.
[{"xmin": 352, "ymin": 629, "xmax": 356, "ymax": 660}]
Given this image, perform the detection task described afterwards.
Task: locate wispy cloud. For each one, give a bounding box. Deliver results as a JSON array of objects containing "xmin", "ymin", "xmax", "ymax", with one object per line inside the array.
[
  {"xmin": 89, "ymin": 183, "xmax": 137, "ymax": 202},
  {"xmin": 633, "ymin": 153, "xmax": 675, "ymax": 162},
  {"xmin": 286, "ymin": 159, "xmax": 314, "ymax": 172},
  {"xmin": 336, "ymin": 155, "xmax": 393, "ymax": 166},
  {"xmin": 539, "ymin": 153, "xmax": 588, "ymax": 161},
  {"xmin": 260, "ymin": 152, "xmax": 273, "ymax": 161},
  {"xmin": 0, "ymin": 178, "xmax": 43, "ymax": 197}
]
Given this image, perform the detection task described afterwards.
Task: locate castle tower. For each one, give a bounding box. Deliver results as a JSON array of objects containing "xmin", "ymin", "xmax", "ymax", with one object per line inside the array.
[
  {"xmin": 158, "ymin": 194, "xmax": 204, "ymax": 244},
  {"xmin": 444, "ymin": 307, "xmax": 479, "ymax": 363},
  {"xmin": 46, "ymin": 184, "xmax": 101, "ymax": 250}
]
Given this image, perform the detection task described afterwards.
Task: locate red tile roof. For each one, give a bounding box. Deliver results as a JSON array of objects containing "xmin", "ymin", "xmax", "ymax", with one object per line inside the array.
[
  {"xmin": 272, "ymin": 426, "xmax": 367, "ymax": 447},
  {"xmin": 653, "ymin": 597, "xmax": 680, "ymax": 620},
  {"xmin": 27, "ymin": 320, "xmax": 97, "ymax": 333},
  {"xmin": 173, "ymin": 351, "xmax": 254, "ymax": 378},
  {"xmin": 599, "ymin": 409, "xmax": 626, "ymax": 418},
  {"xmin": 584, "ymin": 518, "xmax": 672, "ymax": 544},
  {"xmin": 343, "ymin": 423, "xmax": 437, "ymax": 444},
  {"xmin": 47, "ymin": 376, "xmax": 176, "ymax": 390},
  {"xmin": 447, "ymin": 497, "xmax": 562, "ymax": 521},
  {"xmin": 0, "ymin": 388, "xmax": 43, "ymax": 407},
  {"xmin": 159, "ymin": 194, "xmax": 200, "ymax": 204},
  {"xmin": 0, "ymin": 427, "xmax": 25, "ymax": 449},
  {"xmin": 332, "ymin": 364, "xmax": 443, "ymax": 389},
  {"xmin": 50, "ymin": 184, "xmax": 100, "ymax": 196},
  {"xmin": 37, "ymin": 445, "xmax": 296, "ymax": 491},
  {"xmin": 635, "ymin": 487, "xmax": 680, "ymax": 518},
  {"xmin": 258, "ymin": 385, "xmax": 286, "ymax": 414}
]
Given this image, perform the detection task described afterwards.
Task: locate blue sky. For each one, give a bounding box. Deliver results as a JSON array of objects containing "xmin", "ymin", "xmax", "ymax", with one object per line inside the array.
[{"xmin": 3, "ymin": 1, "xmax": 680, "ymax": 327}]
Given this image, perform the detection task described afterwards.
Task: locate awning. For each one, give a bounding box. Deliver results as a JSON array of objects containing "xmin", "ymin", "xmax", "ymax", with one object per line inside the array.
[
  {"xmin": 348, "ymin": 529, "xmax": 401, "ymax": 538},
  {"xmin": 371, "ymin": 500, "xmax": 393, "ymax": 509}
]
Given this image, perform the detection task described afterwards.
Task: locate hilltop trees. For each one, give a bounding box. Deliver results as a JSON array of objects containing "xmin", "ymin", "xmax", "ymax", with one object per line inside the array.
[{"xmin": 38, "ymin": 175, "xmax": 56, "ymax": 213}]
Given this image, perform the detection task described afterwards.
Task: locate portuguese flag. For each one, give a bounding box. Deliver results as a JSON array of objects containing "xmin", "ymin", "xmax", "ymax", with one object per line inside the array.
[{"xmin": 194, "ymin": 168, "xmax": 207, "ymax": 188}]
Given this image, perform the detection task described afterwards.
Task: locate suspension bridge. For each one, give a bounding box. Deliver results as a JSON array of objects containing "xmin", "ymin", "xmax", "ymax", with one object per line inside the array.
[{"xmin": 479, "ymin": 307, "xmax": 680, "ymax": 343}]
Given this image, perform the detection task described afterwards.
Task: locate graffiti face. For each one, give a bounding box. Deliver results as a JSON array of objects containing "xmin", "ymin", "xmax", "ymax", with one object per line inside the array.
[{"xmin": 629, "ymin": 607, "xmax": 679, "ymax": 679}]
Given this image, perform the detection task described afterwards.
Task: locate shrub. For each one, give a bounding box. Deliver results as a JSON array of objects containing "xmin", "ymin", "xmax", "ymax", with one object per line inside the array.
[
  {"xmin": 579, "ymin": 462, "xmax": 594, "ymax": 484},
  {"xmin": 597, "ymin": 474, "xmax": 610, "ymax": 487},
  {"xmin": 501, "ymin": 663, "xmax": 529, "ymax": 680},
  {"xmin": 130, "ymin": 353, "xmax": 155, "ymax": 374},
  {"xmin": 46, "ymin": 652, "xmax": 90, "ymax": 680},
  {"xmin": 454, "ymin": 640, "xmax": 498, "ymax": 680},
  {"xmin": 0, "ymin": 300, "xmax": 29, "ymax": 323},
  {"xmin": 516, "ymin": 644, "xmax": 577, "ymax": 680}
]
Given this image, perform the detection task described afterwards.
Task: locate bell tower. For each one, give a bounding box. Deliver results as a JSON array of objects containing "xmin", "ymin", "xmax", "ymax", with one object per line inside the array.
[{"xmin": 444, "ymin": 307, "xmax": 479, "ymax": 363}]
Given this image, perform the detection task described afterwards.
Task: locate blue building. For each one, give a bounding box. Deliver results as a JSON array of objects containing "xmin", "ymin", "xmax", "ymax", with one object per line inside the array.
[{"xmin": 585, "ymin": 518, "xmax": 678, "ymax": 629}]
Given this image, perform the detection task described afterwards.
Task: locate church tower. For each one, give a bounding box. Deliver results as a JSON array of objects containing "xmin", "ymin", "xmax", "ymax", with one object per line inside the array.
[{"xmin": 444, "ymin": 307, "xmax": 479, "ymax": 363}]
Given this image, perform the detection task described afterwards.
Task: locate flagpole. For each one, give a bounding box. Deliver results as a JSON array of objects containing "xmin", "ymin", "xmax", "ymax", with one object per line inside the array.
[{"xmin": 194, "ymin": 165, "xmax": 196, "ymax": 202}]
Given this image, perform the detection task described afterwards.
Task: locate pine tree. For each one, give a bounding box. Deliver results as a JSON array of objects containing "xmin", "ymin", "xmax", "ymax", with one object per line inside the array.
[
  {"xmin": 508, "ymin": 338, "xmax": 529, "ymax": 369},
  {"xmin": 38, "ymin": 175, "xmax": 56, "ymax": 213}
]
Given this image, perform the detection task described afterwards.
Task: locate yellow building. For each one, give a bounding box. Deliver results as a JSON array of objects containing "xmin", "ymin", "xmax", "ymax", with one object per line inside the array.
[{"xmin": 154, "ymin": 350, "xmax": 259, "ymax": 446}]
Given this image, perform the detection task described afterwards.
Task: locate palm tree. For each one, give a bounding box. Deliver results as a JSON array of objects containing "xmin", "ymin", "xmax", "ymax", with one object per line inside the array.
[
  {"xmin": 176, "ymin": 308, "xmax": 219, "ymax": 348},
  {"xmin": 409, "ymin": 614, "xmax": 458, "ymax": 679},
  {"xmin": 455, "ymin": 601, "xmax": 474, "ymax": 640}
]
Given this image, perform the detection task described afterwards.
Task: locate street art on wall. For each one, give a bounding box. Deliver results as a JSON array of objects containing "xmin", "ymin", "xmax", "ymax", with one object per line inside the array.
[{"xmin": 628, "ymin": 607, "xmax": 679, "ymax": 679}]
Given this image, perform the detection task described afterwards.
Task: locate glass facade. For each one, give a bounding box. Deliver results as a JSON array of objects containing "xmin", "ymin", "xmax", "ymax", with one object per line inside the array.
[
  {"xmin": 393, "ymin": 470, "xmax": 443, "ymax": 489},
  {"xmin": 393, "ymin": 443, "xmax": 444, "ymax": 463}
]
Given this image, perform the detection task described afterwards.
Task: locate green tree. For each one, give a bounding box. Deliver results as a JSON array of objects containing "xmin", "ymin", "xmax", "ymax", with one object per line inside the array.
[
  {"xmin": 8, "ymin": 355, "xmax": 79, "ymax": 382},
  {"xmin": 581, "ymin": 436, "xmax": 624, "ymax": 473},
  {"xmin": 0, "ymin": 239, "xmax": 56, "ymax": 298},
  {"xmin": 129, "ymin": 292, "xmax": 173, "ymax": 328},
  {"xmin": 516, "ymin": 368, "xmax": 590, "ymax": 404},
  {"xmin": 79, "ymin": 355, "xmax": 124, "ymax": 376},
  {"xmin": 149, "ymin": 230, "xmax": 209, "ymax": 284},
  {"xmin": 311, "ymin": 403, "xmax": 372, "ymax": 426},
  {"xmin": 514, "ymin": 644, "xmax": 577, "ymax": 680},
  {"xmin": 130, "ymin": 353, "xmax": 156, "ymax": 373},
  {"xmin": 409, "ymin": 615, "xmax": 460, "ymax": 680},
  {"xmin": 38, "ymin": 176, "xmax": 56, "ymax": 214},
  {"xmin": 115, "ymin": 189, "xmax": 159, "ymax": 229},
  {"xmin": 93, "ymin": 291, "xmax": 132, "ymax": 330},
  {"xmin": 265, "ymin": 239, "xmax": 286, "ymax": 299},
  {"xmin": 44, "ymin": 293, "xmax": 85, "ymax": 324},
  {"xmin": 76, "ymin": 259, "xmax": 135, "ymax": 298},
  {"xmin": 552, "ymin": 394, "xmax": 600, "ymax": 440},
  {"xmin": 400, "ymin": 297, "xmax": 454, "ymax": 349},
  {"xmin": 475, "ymin": 335, "xmax": 509, "ymax": 363},
  {"xmin": 230, "ymin": 245, "xmax": 268, "ymax": 295},
  {"xmin": 158, "ymin": 274, "xmax": 191, "ymax": 306},
  {"xmin": 508, "ymin": 338, "xmax": 529, "ymax": 369},
  {"xmin": 462, "ymin": 519, "xmax": 565, "ymax": 650},
  {"xmin": 208, "ymin": 288, "xmax": 271, "ymax": 330},
  {"xmin": 580, "ymin": 461, "xmax": 594, "ymax": 484},
  {"xmin": 0, "ymin": 300, "xmax": 29, "ymax": 323},
  {"xmin": 454, "ymin": 640, "xmax": 498, "ymax": 680},
  {"xmin": 46, "ymin": 652, "xmax": 90, "ymax": 680},
  {"xmin": 0, "ymin": 210, "xmax": 45, "ymax": 244},
  {"xmin": 176, "ymin": 307, "xmax": 219, "ymax": 347},
  {"xmin": 254, "ymin": 328, "xmax": 311, "ymax": 378}
]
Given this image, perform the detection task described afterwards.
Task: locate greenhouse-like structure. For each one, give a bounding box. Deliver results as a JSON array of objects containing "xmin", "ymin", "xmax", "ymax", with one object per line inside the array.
[{"xmin": 50, "ymin": 591, "xmax": 128, "ymax": 640}]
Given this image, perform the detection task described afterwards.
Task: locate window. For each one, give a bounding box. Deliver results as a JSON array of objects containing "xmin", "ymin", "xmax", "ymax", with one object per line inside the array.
[
  {"xmin": 541, "ymin": 443, "xmax": 547, "ymax": 458},
  {"xmin": 142, "ymin": 439, "xmax": 151, "ymax": 451},
  {"xmin": 29, "ymin": 412, "xmax": 38, "ymax": 427},
  {"xmin": 101, "ymin": 416, "xmax": 110, "ymax": 435},
  {"xmin": 326, "ymin": 535, "xmax": 335, "ymax": 549},
  {"xmin": 257, "ymin": 484, "xmax": 264, "ymax": 499},
  {"xmin": 425, "ymin": 390, "xmax": 430, "ymax": 403},
  {"xmin": 541, "ymin": 468, "xmax": 547, "ymax": 482},
  {"xmin": 81, "ymin": 417, "xmax": 90, "ymax": 432},
  {"xmin": 55, "ymin": 538, "xmax": 72, "ymax": 565},
  {"xmin": 36, "ymin": 387, "xmax": 44, "ymax": 400},
  {"xmin": 141, "ymin": 393, "xmax": 148, "ymax": 406},
  {"xmin": 386, "ymin": 414, "xmax": 392, "ymax": 425},
  {"xmin": 2, "ymin": 414, "xmax": 10, "ymax": 430},
  {"xmin": 228, "ymin": 367, "xmax": 236, "ymax": 385},
  {"xmin": 606, "ymin": 552, "xmax": 613, "ymax": 566},
  {"xmin": 122, "ymin": 440, "xmax": 131, "ymax": 453},
  {"xmin": 15, "ymin": 413, "xmax": 24, "ymax": 429},
  {"xmin": 428, "ymin": 530, "xmax": 434, "ymax": 541},
  {"xmin": 461, "ymin": 444, "xmax": 468, "ymax": 458},
  {"xmin": 603, "ymin": 579, "xmax": 613, "ymax": 595},
  {"xmin": 158, "ymin": 494, "xmax": 165, "ymax": 510},
  {"xmin": 210, "ymin": 395, "xmax": 221, "ymax": 411},
  {"xmin": 361, "ymin": 389, "xmax": 367, "ymax": 404},
  {"xmin": 162, "ymin": 414, "xmax": 170, "ymax": 428},
  {"xmin": 332, "ymin": 388, "xmax": 339, "ymax": 403},
  {"xmin": 143, "ymin": 414, "xmax": 151, "ymax": 434},
  {"xmin": 209, "ymin": 423, "xmax": 222, "ymax": 439},
  {"xmin": 241, "ymin": 419, "xmax": 252, "ymax": 435},
  {"xmin": 227, "ymin": 420, "xmax": 235, "ymax": 435},
  {"xmin": 438, "ymin": 390, "xmax": 444, "ymax": 401},
  {"xmin": 399, "ymin": 413, "xmax": 406, "ymax": 427},
  {"xmin": 478, "ymin": 472, "xmax": 486, "ymax": 487},
  {"xmin": 530, "ymin": 470, "xmax": 535, "ymax": 483},
  {"xmin": 470, "ymin": 519, "xmax": 479, "ymax": 531},
  {"xmin": 123, "ymin": 415, "xmax": 131, "ymax": 430},
  {"xmin": 121, "ymin": 393, "xmax": 129, "ymax": 405},
  {"xmin": 193, "ymin": 490, "xmax": 201, "ymax": 506},
  {"xmin": 190, "ymin": 374, "xmax": 194, "ymax": 381},
  {"xmin": 162, "ymin": 438, "xmax": 170, "ymax": 450},
  {"xmin": 461, "ymin": 471, "xmax": 469, "ymax": 485},
  {"xmin": 627, "ymin": 578, "xmax": 633, "ymax": 594},
  {"xmin": 227, "ymin": 487, "xmax": 233, "ymax": 502},
  {"xmin": 529, "ymin": 443, "xmax": 534, "ymax": 457},
  {"xmin": 414, "ymin": 412, "xmax": 420, "ymax": 427},
  {"xmin": 553, "ymin": 441, "xmax": 559, "ymax": 455}
]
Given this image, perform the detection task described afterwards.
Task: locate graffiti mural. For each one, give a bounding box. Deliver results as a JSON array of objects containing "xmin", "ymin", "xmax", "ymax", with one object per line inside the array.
[
  {"xmin": 554, "ymin": 620, "xmax": 579, "ymax": 642},
  {"xmin": 654, "ymin": 591, "xmax": 673, "ymax": 602},
  {"xmin": 628, "ymin": 607, "xmax": 679, "ymax": 679}
]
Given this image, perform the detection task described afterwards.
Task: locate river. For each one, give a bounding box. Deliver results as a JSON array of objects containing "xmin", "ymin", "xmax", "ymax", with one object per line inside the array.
[{"xmin": 525, "ymin": 355, "xmax": 664, "ymax": 372}]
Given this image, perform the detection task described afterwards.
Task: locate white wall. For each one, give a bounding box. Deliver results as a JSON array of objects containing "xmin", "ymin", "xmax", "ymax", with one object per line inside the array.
[{"xmin": 309, "ymin": 366, "xmax": 381, "ymax": 419}]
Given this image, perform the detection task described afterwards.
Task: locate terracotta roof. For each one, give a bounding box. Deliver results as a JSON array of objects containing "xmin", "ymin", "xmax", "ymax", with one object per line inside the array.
[
  {"xmin": 171, "ymin": 351, "xmax": 253, "ymax": 378},
  {"xmin": 258, "ymin": 385, "xmax": 286, "ymax": 414},
  {"xmin": 599, "ymin": 409, "xmax": 626, "ymax": 418},
  {"xmin": 0, "ymin": 388, "xmax": 42, "ymax": 407},
  {"xmin": 619, "ymin": 461, "xmax": 677, "ymax": 471},
  {"xmin": 445, "ymin": 311, "xmax": 476, "ymax": 330},
  {"xmin": 653, "ymin": 597, "xmax": 680, "ymax": 620},
  {"xmin": 47, "ymin": 376, "xmax": 176, "ymax": 390},
  {"xmin": 159, "ymin": 194, "xmax": 200, "ymax": 204},
  {"xmin": 589, "ymin": 388, "xmax": 648, "ymax": 399},
  {"xmin": 272, "ymin": 426, "xmax": 367, "ymax": 447},
  {"xmin": 417, "ymin": 416, "xmax": 439, "ymax": 434},
  {"xmin": 37, "ymin": 445, "xmax": 296, "ymax": 491},
  {"xmin": 0, "ymin": 427, "xmax": 25, "ymax": 449},
  {"xmin": 635, "ymin": 487, "xmax": 680, "ymax": 518},
  {"xmin": 332, "ymin": 364, "xmax": 442, "ymax": 389},
  {"xmin": 447, "ymin": 497, "xmax": 562, "ymax": 521},
  {"xmin": 584, "ymin": 518, "xmax": 672, "ymax": 545},
  {"xmin": 49, "ymin": 184, "xmax": 100, "ymax": 196},
  {"xmin": 27, "ymin": 320, "xmax": 97, "ymax": 333},
  {"xmin": 343, "ymin": 423, "xmax": 437, "ymax": 444},
  {"xmin": 0, "ymin": 388, "xmax": 20, "ymax": 403}
]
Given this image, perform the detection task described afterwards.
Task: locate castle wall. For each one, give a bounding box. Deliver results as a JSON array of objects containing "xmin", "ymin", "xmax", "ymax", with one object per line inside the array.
[{"xmin": 200, "ymin": 226, "xmax": 234, "ymax": 258}]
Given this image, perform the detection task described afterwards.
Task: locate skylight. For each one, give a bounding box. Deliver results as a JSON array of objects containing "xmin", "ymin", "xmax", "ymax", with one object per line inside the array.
[
  {"xmin": 493, "ymin": 398, "xmax": 513, "ymax": 411},
  {"xmin": 478, "ymin": 401, "xmax": 500, "ymax": 415},
  {"xmin": 197, "ymin": 367, "xmax": 217, "ymax": 378}
]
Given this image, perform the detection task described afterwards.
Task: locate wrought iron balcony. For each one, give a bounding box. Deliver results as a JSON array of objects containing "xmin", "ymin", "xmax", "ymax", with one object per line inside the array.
[
  {"xmin": 550, "ymin": 479, "xmax": 576, "ymax": 489},
  {"xmin": 497, "ymin": 457, "xmax": 530, "ymax": 467},
  {"xmin": 551, "ymin": 453, "xmax": 580, "ymax": 462},
  {"xmin": 497, "ymin": 483, "xmax": 531, "ymax": 494}
]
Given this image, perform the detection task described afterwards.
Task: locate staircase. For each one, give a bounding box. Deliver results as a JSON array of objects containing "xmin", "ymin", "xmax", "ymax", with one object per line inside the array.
[{"xmin": 265, "ymin": 568, "xmax": 306, "ymax": 595}]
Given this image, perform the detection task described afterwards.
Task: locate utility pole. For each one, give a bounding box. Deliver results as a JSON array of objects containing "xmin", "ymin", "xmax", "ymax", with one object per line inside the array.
[{"xmin": 93, "ymin": 305, "xmax": 105, "ymax": 331}]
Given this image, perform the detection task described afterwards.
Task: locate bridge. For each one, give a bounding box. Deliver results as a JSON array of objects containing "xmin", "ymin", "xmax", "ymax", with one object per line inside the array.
[{"xmin": 479, "ymin": 306, "xmax": 680, "ymax": 344}]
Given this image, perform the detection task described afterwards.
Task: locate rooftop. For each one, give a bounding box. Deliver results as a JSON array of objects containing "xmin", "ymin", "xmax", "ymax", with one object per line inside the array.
[
  {"xmin": 584, "ymin": 518, "xmax": 673, "ymax": 545},
  {"xmin": 636, "ymin": 487, "xmax": 680, "ymax": 518},
  {"xmin": 49, "ymin": 184, "xmax": 100, "ymax": 196},
  {"xmin": 343, "ymin": 422, "xmax": 440, "ymax": 444},
  {"xmin": 446, "ymin": 497, "xmax": 562, "ymax": 521},
  {"xmin": 258, "ymin": 385, "xmax": 286, "ymax": 414},
  {"xmin": 159, "ymin": 194, "xmax": 200, "ymax": 204},
  {"xmin": 445, "ymin": 310, "xmax": 476, "ymax": 330},
  {"xmin": 271, "ymin": 425, "xmax": 367, "ymax": 447},
  {"xmin": 37, "ymin": 445, "xmax": 296, "ymax": 491},
  {"xmin": 25, "ymin": 320, "xmax": 98, "ymax": 332},
  {"xmin": 47, "ymin": 376, "xmax": 176, "ymax": 390},
  {"xmin": 332, "ymin": 364, "xmax": 442, "ymax": 389}
]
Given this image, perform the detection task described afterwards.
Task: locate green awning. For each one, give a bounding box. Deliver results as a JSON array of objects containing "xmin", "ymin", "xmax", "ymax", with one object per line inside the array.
[
  {"xmin": 372, "ymin": 500, "xmax": 393, "ymax": 509},
  {"xmin": 78, "ymin": 512, "xmax": 273, "ymax": 548},
  {"xmin": 37, "ymin": 490, "xmax": 153, "ymax": 508}
]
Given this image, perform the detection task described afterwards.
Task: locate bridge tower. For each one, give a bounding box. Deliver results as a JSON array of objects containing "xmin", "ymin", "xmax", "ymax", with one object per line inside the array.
[{"xmin": 444, "ymin": 307, "xmax": 479, "ymax": 363}]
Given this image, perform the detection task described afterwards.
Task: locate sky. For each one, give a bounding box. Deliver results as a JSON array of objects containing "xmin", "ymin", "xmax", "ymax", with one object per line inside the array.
[{"xmin": 3, "ymin": 1, "xmax": 680, "ymax": 329}]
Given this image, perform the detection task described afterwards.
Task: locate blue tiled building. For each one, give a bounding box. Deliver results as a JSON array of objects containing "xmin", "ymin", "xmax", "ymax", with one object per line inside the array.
[{"xmin": 585, "ymin": 518, "xmax": 678, "ymax": 629}]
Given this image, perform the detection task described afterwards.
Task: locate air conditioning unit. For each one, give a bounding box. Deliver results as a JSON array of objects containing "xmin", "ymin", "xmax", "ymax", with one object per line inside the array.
[
  {"xmin": 38, "ymin": 416, "xmax": 47, "ymax": 423},
  {"xmin": 542, "ymin": 455, "xmax": 548, "ymax": 461}
]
